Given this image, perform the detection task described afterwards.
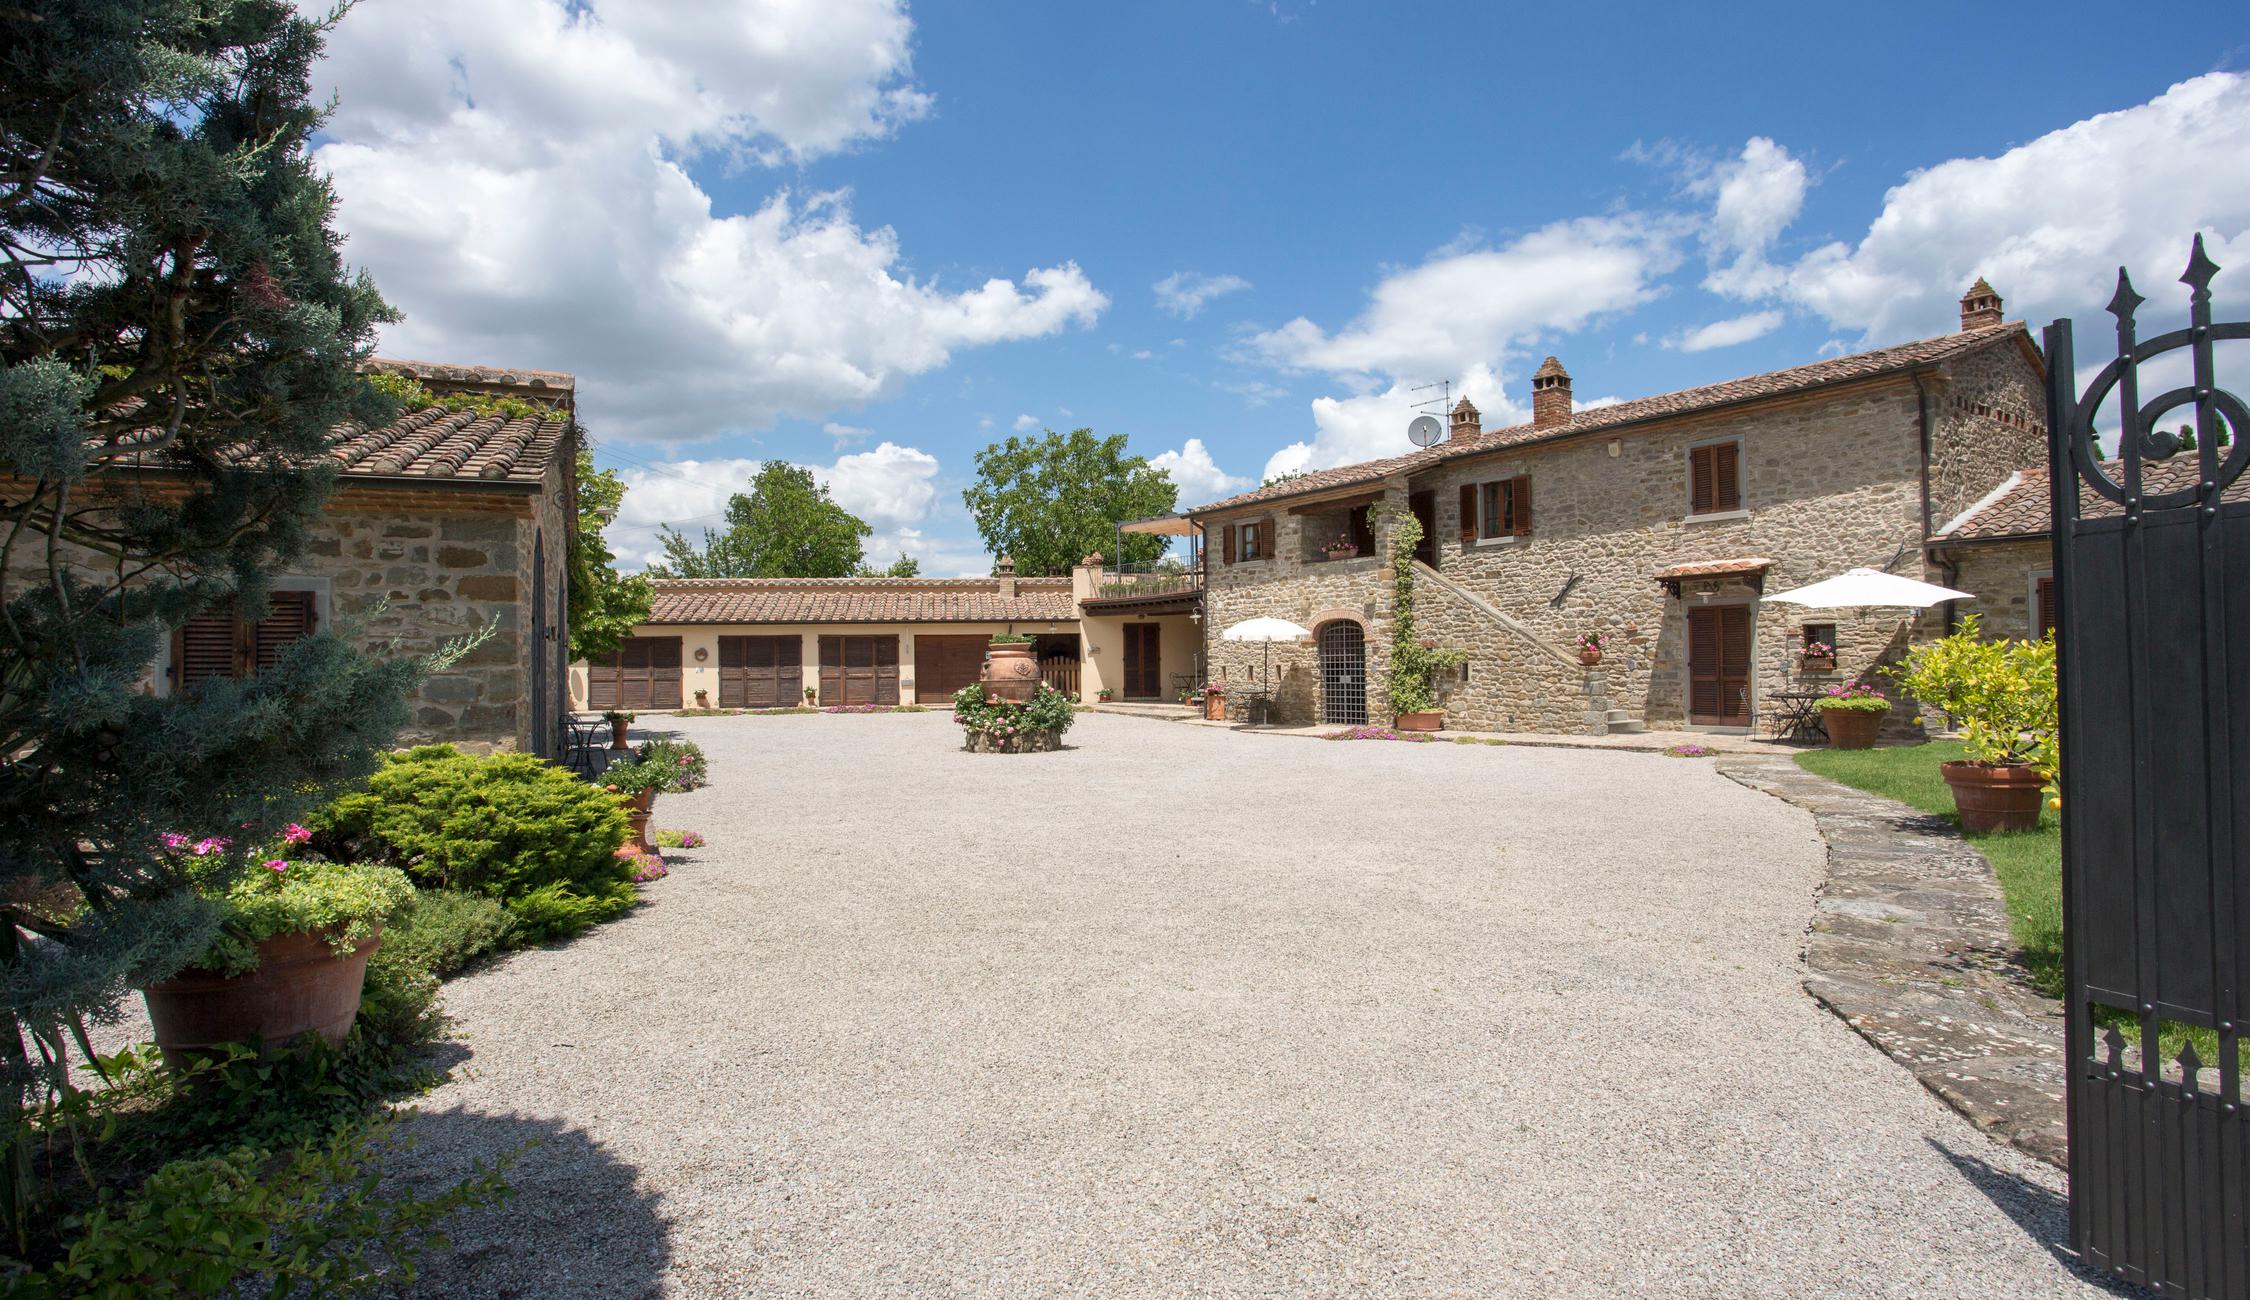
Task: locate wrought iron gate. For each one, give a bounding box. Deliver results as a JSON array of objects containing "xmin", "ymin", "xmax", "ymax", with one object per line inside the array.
[
  {"xmin": 2047, "ymin": 236, "xmax": 2249, "ymax": 1298},
  {"xmin": 1317, "ymin": 621, "xmax": 1366, "ymax": 726}
]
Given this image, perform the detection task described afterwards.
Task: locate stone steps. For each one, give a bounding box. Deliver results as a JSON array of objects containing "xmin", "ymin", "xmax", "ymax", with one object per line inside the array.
[{"xmin": 1602, "ymin": 707, "xmax": 1646, "ymax": 735}]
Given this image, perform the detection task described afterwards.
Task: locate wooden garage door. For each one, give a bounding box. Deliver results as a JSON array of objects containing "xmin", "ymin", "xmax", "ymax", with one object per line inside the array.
[
  {"xmin": 718, "ymin": 635, "xmax": 801, "ymax": 709},
  {"xmin": 588, "ymin": 635, "xmax": 683, "ymax": 711},
  {"xmin": 817, "ymin": 635, "xmax": 898, "ymax": 707},
  {"xmin": 1687, "ymin": 605, "xmax": 1752, "ymax": 726},
  {"xmin": 914, "ymin": 635, "xmax": 987, "ymax": 703}
]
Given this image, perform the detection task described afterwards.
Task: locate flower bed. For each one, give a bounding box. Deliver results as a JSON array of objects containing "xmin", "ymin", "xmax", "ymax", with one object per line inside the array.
[
  {"xmin": 1325, "ymin": 725, "xmax": 1433, "ymax": 742},
  {"xmin": 951, "ymin": 682, "xmax": 1075, "ymax": 753}
]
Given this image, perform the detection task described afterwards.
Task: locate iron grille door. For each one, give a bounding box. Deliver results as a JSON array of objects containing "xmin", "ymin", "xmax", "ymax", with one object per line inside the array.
[
  {"xmin": 1318, "ymin": 621, "xmax": 1366, "ymax": 726},
  {"xmin": 2048, "ymin": 238, "xmax": 2250, "ymax": 1299}
]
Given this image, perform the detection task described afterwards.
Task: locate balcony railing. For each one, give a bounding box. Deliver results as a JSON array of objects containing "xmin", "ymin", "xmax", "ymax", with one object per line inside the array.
[{"xmin": 1093, "ymin": 569, "xmax": 1202, "ymax": 601}]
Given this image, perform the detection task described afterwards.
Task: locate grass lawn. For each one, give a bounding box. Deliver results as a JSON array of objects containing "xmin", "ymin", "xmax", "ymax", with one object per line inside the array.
[{"xmin": 1797, "ymin": 740, "xmax": 2214, "ymax": 1069}]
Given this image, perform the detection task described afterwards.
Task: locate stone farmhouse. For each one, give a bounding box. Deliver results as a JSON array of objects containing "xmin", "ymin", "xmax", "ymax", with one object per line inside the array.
[
  {"xmin": 1186, "ymin": 282, "xmax": 2055, "ymax": 735},
  {"xmin": 8, "ymin": 358, "xmax": 579, "ymax": 756}
]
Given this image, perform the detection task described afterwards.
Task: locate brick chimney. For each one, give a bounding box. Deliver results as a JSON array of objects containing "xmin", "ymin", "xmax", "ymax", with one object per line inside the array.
[
  {"xmin": 1959, "ymin": 278, "xmax": 2003, "ymax": 331},
  {"xmin": 1449, "ymin": 396, "xmax": 1480, "ymax": 440},
  {"xmin": 994, "ymin": 553, "xmax": 1017, "ymax": 599},
  {"xmin": 1531, "ymin": 356, "xmax": 1573, "ymax": 430}
]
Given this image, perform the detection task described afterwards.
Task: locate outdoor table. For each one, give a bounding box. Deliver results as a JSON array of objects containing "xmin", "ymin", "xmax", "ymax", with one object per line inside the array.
[{"xmin": 1766, "ymin": 690, "xmax": 1829, "ymax": 742}]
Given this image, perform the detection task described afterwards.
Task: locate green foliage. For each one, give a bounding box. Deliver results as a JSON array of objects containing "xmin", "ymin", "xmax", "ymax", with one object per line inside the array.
[
  {"xmin": 0, "ymin": 2, "xmax": 439, "ymax": 1236},
  {"xmin": 856, "ymin": 552, "xmax": 921, "ymax": 577},
  {"xmin": 1891, "ymin": 616, "xmax": 2058, "ymax": 770},
  {"xmin": 361, "ymin": 370, "xmax": 553, "ymax": 423},
  {"xmin": 599, "ymin": 756, "xmax": 667, "ymax": 797},
  {"xmin": 12, "ymin": 1117, "xmax": 510, "ymax": 1299},
  {"xmin": 652, "ymin": 461, "xmax": 870, "ymax": 578},
  {"xmin": 1380, "ymin": 512, "xmax": 1467, "ymax": 715},
  {"xmin": 1815, "ymin": 681, "xmax": 1893, "ymax": 713},
  {"xmin": 377, "ymin": 890, "xmax": 518, "ymax": 980},
  {"xmin": 568, "ymin": 446, "xmax": 653, "ymax": 662},
  {"xmin": 634, "ymin": 738, "xmax": 709, "ymax": 790},
  {"xmin": 949, "ymin": 682, "xmax": 1076, "ymax": 748},
  {"xmin": 310, "ymin": 747, "xmax": 634, "ymax": 941},
  {"xmin": 987, "ymin": 632, "xmax": 1034, "ymax": 644},
  {"xmin": 961, "ymin": 428, "xmax": 1178, "ymax": 575},
  {"xmin": 195, "ymin": 860, "xmax": 415, "ymax": 978}
]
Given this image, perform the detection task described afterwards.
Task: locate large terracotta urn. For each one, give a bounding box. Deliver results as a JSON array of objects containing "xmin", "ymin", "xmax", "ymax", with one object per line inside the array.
[
  {"xmin": 1820, "ymin": 706, "xmax": 1884, "ymax": 750},
  {"xmin": 143, "ymin": 929, "xmax": 381, "ymax": 1065},
  {"xmin": 1940, "ymin": 762, "xmax": 2047, "ymax": 833},
  {"xmin": 980, "ymin": 639, "xmax": 1040, "ymax": 703}
]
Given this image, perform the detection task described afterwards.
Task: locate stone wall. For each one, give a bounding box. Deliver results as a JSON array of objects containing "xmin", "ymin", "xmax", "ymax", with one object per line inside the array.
[
  {"xmin": 1203, "ymin": 494, "xmax": 1397, "ymax": 725},
  {"xmin": 1927, "ymin": 339, "xmax": 2049, "ymax": 533},
  {"xmin": 1946, "ymin": 539, "xmax": 2052, "ymax": 642}
]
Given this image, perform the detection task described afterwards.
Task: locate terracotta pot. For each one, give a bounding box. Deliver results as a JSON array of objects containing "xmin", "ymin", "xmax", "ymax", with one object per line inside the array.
[
  {"xmin": 1941, "ymin": 761, "xmax": 2048, "ymax": 833},
  {"xmin": 610, "ymin": 718, "xmax": 631, "ymax": 749},
  {"xmin": 1395, "ymin": 711, "xmax": 1443, "ymax": 732},
  {"xmin": 981, "ymin": 640, "xmax": 1040, "ymax": 703},
  {"xmin": 143, "ymin": 928, "xmax": 381, "ymax": 1066},
  {"xmin": 1579, "ymin": 647, "xmax": 1602, "ymax": 666},
  {"xmin": 623, "ymin": 787, "xmax": 657, "ymax": 853},
  {"xmin": 1324, "ymin": 546, "xmax": 1359, "ymax": 561},
  {"xmin": 1204, "ymin": 693, "xmax": 1227, "ymax": 722},
  {"xmin": 694, "ymin": 690, "xmax": 709, "ymax": 708},
  {"xmin": 1801, "ymin": 655, "xmax": 1836, "ymax": 673},
  {"xmin": 1821, "ymin": 705, "xmax": 1884, "ymax": 749}
]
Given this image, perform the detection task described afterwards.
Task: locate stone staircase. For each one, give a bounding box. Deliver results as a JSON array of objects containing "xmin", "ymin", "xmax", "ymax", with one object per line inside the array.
[{"xmin": 1599, "ymin": 706, "xmax": 1646, "ymax": 735}]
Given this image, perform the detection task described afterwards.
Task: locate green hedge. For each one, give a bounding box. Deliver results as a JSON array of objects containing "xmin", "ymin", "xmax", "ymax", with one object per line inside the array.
[{"xmin": 310, "ymin": 746, "xmax": 634, "ymax": 942}]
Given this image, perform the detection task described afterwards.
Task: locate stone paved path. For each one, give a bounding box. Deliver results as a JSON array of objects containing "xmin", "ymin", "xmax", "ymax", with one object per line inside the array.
[{"xmin": 390, "ymin": 712, "xmax": 2132, "ymax": 1298}]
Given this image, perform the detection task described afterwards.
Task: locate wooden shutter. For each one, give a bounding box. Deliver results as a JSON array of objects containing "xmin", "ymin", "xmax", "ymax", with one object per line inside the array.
[
  {"xmin": 1222, "ymin": 524, "xmax": 1236, "ymax": 565},
  {"xmin": 778, "ymin": 636, "xmax": 803, "ymax": 705},
  {"xmin": 648, "ymin": 636, "xmax": 683, "ymax": 708},
  {"xmin": 818, "ymin": 635, "xmax": 843, "ymax": 705},
  {"xmin": 1714, "ymin": 443, "xmax": 1740, "ymax": 512},
  {"xmin": 1692, "ymin": 442, "xmax": 1741, "ymax": 515},
  {"xmin": 250, "ymin": 592, "xmax": 316, "ymax": 672},
  {"xmin": 1690, "ymin": 446, "xmax": 1716, "ymax": 514},
  {"xmin": 2036, "ymin": 577, "xmax": 2057, "ymax": 639},
  {"xmin": 1458, "ymin": 484, "xmax": 1477, "ymax": 545},
  {"xmin": 874, "ymin": 636, "xmax": 900, "ymax": 705},
  {"xmin": 1720, "ymin": 604, "xmax": 1751, "ymax": 722},
  {"xmin": 588, "ymin": 649, "xmax": 621, "ymax": 710},
  {"xmin": 174, "ymin": 614, "xmax": 240, "ymax": 690},
  {"xmin": 1255, "ymin": 517, "xmax": 1273, "ymax": 560},
  {"xmin": 1688, "ymin": 607, "xmax": 1722, "ymax": 719},
  {"xmin": 1510, "ymin": 475, "xmax": 1533, "ymax": 536}
]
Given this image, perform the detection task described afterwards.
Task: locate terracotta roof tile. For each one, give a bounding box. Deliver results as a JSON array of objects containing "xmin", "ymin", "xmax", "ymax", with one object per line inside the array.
[
  {"xmin": 647, "ymin": 577, "xmax": 1078, "ymax": 625},
  {"xmin": 1193, "ymin": 326, "xmax": 2034, "ymax": 516},
  {"xmin": 1937, "ymin": 454, "xmax": 2250, "ymax": 542},
  {"xmin": 326, "ymin": 406, "xmax": 569, "ymax": 486},
  {"xmin": 1654, "ymin": 557, "xmax": 1776, "ymax": 580}
]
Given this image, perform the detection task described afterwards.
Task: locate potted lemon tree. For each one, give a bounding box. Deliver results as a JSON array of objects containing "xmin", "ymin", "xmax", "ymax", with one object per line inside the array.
[{"xmin": 1893, "ymin": 616, "xmax": 2057, "ymax": 832}]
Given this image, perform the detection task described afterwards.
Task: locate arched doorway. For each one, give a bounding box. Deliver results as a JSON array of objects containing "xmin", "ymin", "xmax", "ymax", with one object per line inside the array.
[{"xmin": 1316, "ymin": 621, "xmax": 1367, "ymax": 725}]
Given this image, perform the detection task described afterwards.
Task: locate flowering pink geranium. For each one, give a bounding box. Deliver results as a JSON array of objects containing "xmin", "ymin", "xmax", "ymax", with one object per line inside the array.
[
  {"xmin": 282, "ymin": 823, "xmax": 312, "ymax": 844},
  {"xmin": 192, "ymin": 836, "xmax": 230, "ymax": 857},
  {"xmin": 160, "ymin": 832, "xmax": 189, "ymax": 850},
  {"xmin": 264, "ymin": 858, "xmax": 289, "ymax": 873}
]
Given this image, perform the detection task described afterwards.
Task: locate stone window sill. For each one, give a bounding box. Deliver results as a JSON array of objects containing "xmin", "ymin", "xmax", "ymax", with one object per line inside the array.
[
  {"xmin": 1471, "ymin": 535, "xmax": 1522, "ymax": 549},
  {"xmin": 1683, "ymin": 509, "xmax": 1750, "ymax": 526}
]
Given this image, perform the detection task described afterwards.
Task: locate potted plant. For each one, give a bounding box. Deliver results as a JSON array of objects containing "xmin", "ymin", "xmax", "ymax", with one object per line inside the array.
[
  {"xmin": 1322, "ymin": 531, "xmax": 1359, "ymax": 561},
  {"xmin": 1800, "ymin": 639, "xmax": 1837, "ymax": 673},
  {"xmin": 693, "ymin": 688, "xmax": 710, "ymax": 709},
  {"xmin": 603, "ymin": 759, "xmax": 667, "ymax": 854},
  {"xmin": 803, "ymin": 686, "xmax": 816, "ymax": 706},
  {"xmin": 140, "ymin": 833, "xmax": 413, "ymax": 1064},
  {"xmin": 1385, "ymin": 511, "xmax": 1468, "ymax": 731},
  {"xmin": 1201, "ymin": 681, "xmax": 1228, "ymax": 721},
  {"xmin": 601, "ymin": 708, "xmax": 634, "ymax": 750},
  {"xmin": 1096, "ymin": 687, "xmax": 1115, "ymax": 703},
  {"xmin": 1575, "ymin": 632, "xmax": 1607, "ymax": 666},
  {"xmin": 1893, "ymin": 617, "xmax": 2057, "ymax": 833},
  {"xmin": 1817, "ymin": 680, "xmax": 1890, "ymax": 750},
  {"xmin": 951, "ymin": 681, "xmax": 1077, "ymax": 753}
]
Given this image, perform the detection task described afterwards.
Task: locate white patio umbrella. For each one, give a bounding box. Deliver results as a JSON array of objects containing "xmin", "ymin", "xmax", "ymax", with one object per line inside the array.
[
  {"xmin": 1763, "ymin": 567, "xmax": 1973, "ymax": 609},
  {"xmin": 1220, "ymin": 617, "xmax": 1310, "ymax": 699}
]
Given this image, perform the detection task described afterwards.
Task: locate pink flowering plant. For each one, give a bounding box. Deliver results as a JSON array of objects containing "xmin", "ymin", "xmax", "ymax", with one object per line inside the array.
[
  {"xmin": 1801, "ymin": 640, "xmax": 1835, "ymax": 659},
  {"xmin": 1325, "ymin": 725, "xmax": 1434, "ymax": 742},
  {"xmin": 1818, "ymin": 680, "xmax": 1891, "ymax": 713},
  {"xmin": 1574, "ymin": 631, "xmax": 1608, "ymax": 652},
  {"xmin": 173, "ymin": 837, "xmax": 413, "ymax": 976},
  {"xmin": 950, "ymin": 682, "xmax": 1076, "ymax": 752}
]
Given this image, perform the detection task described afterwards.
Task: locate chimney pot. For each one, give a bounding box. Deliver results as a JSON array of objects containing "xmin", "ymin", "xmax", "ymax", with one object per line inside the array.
[
  {"xmin": 1959, "ymin": 278, "xmax": 2004, "ymax": 331},
  {"xmin": 1449, "ymin": 396, "xmax": 1480, "ymax": 440},
  {"xmin": 1531, "ymin": 356, "xmax": 1573, "ymax": 430}
]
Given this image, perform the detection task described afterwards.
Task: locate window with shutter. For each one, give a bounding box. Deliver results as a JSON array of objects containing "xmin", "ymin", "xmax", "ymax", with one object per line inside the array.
[
  {"xmin": 1457, "ymin": 484, "xmax": 1477, "ymax": 545},
  {"xmin": 1510, "ymin": 475, "xmax": 1532, "ymax": 536},
  {"xmin": 171, "ymin": 591, "xmax": 318, "ymax": 690},
  {"xmin": 1472, "ymin": 477, "xmax": 1534, "ymax": 539},
  {"xmin": 2035, "ymin": 576, "xmax": 2057, "ymax": 639},
  {"xmin": 1689, "ymin": 442, "xmax": 1742, "ymax": 516}
]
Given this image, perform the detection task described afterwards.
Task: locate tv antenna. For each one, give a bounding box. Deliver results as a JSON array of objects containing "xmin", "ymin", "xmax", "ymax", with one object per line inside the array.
[{"xmin": 1407, "ymin": 380, "xmax": 1452, "ymax": 447}]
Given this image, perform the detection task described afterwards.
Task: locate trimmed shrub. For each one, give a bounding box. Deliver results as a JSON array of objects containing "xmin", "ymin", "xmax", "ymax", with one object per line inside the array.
[
  {"xmin": 380, "ymin": 889, "xmax": 518, "ymax": 978},
  {"xmin": 310, "ymin": 746, "xmax": 634, "ymax": 941}
]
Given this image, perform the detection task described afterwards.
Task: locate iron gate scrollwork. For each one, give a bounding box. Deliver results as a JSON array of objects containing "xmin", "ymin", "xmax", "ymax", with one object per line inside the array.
[{"xmin": 2047, "ymin": 234, "xmax": 2250, "ymax": 1299}]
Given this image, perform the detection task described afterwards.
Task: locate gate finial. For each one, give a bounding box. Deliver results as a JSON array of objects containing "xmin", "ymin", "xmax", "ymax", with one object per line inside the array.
[
  {"xmin": 2105, "ymin": 267, "xmax": 2143, "ymax": 325},
  {"xmin": 2181, "ymin": 231, "xmax": 2219, "ymax": 301}
]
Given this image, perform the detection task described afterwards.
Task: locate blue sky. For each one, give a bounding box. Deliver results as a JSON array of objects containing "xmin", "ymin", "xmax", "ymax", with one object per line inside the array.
[{"xmin": 304, "ymin": 1, "xmax": 2250, "ymax": 574}]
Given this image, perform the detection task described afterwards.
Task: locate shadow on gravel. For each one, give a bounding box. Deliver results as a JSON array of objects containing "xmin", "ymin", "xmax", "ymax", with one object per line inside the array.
[
  {"xmin": 1928, "ymin": 1139, "xmax": 2149, "ymax": 1297},
  {"xmin": 388, "ymin": 1109, "xmax": 670, "ymax": 1297}
]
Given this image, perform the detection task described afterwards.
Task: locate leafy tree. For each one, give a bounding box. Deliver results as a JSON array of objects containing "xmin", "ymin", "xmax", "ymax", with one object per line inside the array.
[
  {"xmin": 567, "ymin": 446, "xmax": 651, "ymax": 660},
  {"xmin": 962, "ymin": 428, "xmax": 1177, "ymax": 575},
  {"xmin": 0, "ymin": 0, "xmax": 434, "ymax": 1237},
  {"xmin": 857, "ymin": 553, "xmax": 919, "ymax": 577},
  {"xmin": 651, "ymin": 462, "xmax": 869, "ymax": 578}
]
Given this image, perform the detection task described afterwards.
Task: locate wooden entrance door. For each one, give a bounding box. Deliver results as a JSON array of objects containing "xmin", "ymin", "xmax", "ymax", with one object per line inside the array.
[
  {"xmin": 718, "ymin": 635, "xmax": 801, "ymax": 709},
  {"xmin": 1687, "ymin": 605, "xmax": 1752, "ymax": 726},
  {"xmin": 1123, "ymin": 623, "xmax": 1161, "ymax": 699},
  {"xmin": 588, "ymin": 635, "xmax": 683, "ymax": 710},
  {"xmin": 817, "ymin": 635, "xmax": 899, "ymax": 706},
  {"xmin": 913, "ymin": 634, "xmax": 987, "ymax": 703}
]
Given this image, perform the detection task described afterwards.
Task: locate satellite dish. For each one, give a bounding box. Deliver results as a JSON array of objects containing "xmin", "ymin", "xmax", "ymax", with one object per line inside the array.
[{"xmin": 1407, "ymin": 414, "xmax": 1445, "ymax": 448}]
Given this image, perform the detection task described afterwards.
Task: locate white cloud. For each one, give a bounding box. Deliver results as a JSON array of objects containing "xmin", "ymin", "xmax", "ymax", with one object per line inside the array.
[
  {"xmin": 1700, "ymin": 137, "xmax": 1809, "ymax": 298},
  {"xmin": 1259, "ymin": 367, "xmax": 1524, "ymax": 481},
  {"xmin": 1148, "ymin": 438, "xmax": 1250, "ymax": 505},
  {"xmin": 1668, "ymin": 310, "xmax": 1785, "ymax": 353},
  {"xmin": 823, "ymin": 420, "xmax": 873, "ymax": 447},
  {"xmin": 309, "ymin": 0, "xmax": 1105, "ymax": 442},
  {"xmin": 607, "ymin": 441, "xmax": 941, "ymax": 570},
  {"xmin": 1154, "ymin": 271, "xmax": 1252, "ymax": 319},
  {"xmin": 1754, "ymin": 72, "xmax": 2250, "ymax": 341},
  {"xmin": 1242, "ymin": 215, "xmax": 1682, "ymax": 384},
  {"xmin": 1012, "ymin": 414, "xmax": 1040, "ymax": 432},
  {"xmin": 1215, "ymin": 378, "xmax": 1290, "ymax": 407}
]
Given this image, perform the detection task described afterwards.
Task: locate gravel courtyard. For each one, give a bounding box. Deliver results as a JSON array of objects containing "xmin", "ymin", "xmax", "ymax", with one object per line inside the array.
[{"xmin": 394, "ymin": 712, "xmax": 2121, "ymax": 1298}]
